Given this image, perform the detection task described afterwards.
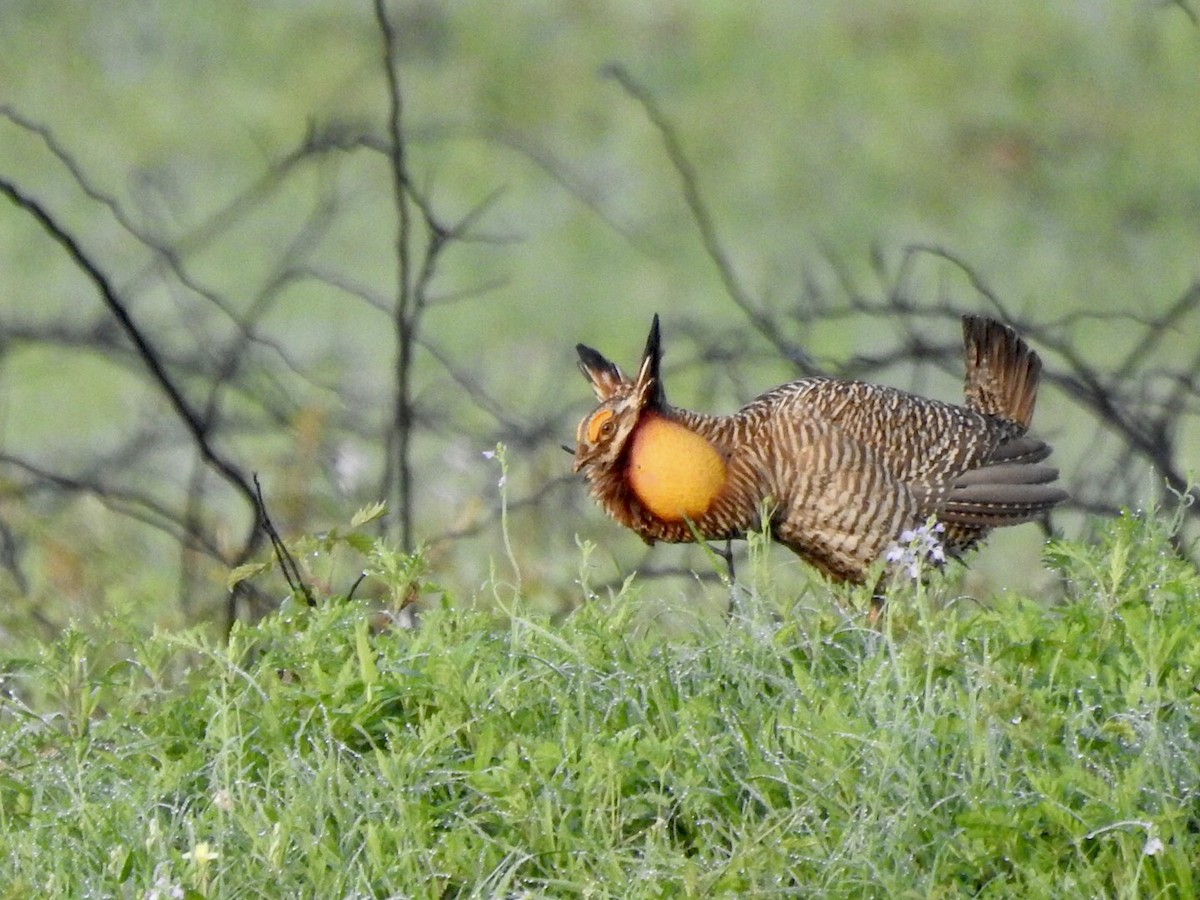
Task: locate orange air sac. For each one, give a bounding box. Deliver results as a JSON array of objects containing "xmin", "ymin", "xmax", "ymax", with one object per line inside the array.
[{"xmin": 627, "ymin": 415, "xmax": 727, "ymax": 521}]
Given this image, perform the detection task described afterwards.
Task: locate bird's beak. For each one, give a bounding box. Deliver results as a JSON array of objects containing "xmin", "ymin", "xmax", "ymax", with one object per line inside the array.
[{"xmin": 567, "ymin": 442, "xmax": 587, "ymax": 473}]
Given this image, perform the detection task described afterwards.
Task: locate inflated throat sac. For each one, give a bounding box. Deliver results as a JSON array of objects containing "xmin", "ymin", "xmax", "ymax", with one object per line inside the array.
[{"xmin": 627, "ymin": 416, "xmax": 727, "ymax": 522}]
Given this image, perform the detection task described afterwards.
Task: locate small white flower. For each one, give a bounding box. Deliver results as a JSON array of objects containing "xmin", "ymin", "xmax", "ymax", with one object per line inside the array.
[
  {"xmin": 483, "ymin": 444, "xmax": 508, "ymax": 489},
  {"xmin": 143, "ymin": 875, "xmax": 184, "ymax": 900},
  {"xmin": 1143, "ymin": 835, "xmax": 1165, "ymax": 856},
  {"xmin": 884, "ymin": 519, "xmax": 948, "ymax": 580}
]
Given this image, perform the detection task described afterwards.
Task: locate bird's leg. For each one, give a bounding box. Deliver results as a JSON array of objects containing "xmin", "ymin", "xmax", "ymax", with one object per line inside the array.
[
  {"xmin": 709, "ymin": 538, "xmax": 737, "ymax": 618},
  {"xmin": 867, "ymin": 575, "xmax": 887, "ymax": 628}
]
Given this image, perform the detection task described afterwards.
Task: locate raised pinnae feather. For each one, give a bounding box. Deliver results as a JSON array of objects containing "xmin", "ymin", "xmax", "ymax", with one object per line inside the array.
[
  {"xmin": 632, "ymin": 313, "xmax": 667, "ymax": 410},
  {"xmin": 576, "ymin": 343, "xmax": 627, "ymax": 401}
]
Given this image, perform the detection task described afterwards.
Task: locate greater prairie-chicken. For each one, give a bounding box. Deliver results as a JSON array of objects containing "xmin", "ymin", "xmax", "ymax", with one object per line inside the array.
[{"xmin": 572, "ymin": 315, "xmax": 1067, "ymax": 590}]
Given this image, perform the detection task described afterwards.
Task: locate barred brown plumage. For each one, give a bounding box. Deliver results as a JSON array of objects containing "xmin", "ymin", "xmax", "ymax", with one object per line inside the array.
[{"xmin": 573, "ymin": 314, "xmax": 1067, "ymax": 592}]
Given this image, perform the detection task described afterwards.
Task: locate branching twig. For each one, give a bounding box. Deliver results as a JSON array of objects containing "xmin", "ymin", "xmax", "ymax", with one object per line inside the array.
[
  {"xmin": 0, "ymin": 180, "xmax": 259, "ymax": 508},
  {"xmin": 372, "ymin": 2, "xmax": 509, "ymax": 555},
  {"xmin": 0, "ymin": 176, "xmax": 271, "ymax": 630},
  {"xmin": 374, "ymin": 0, "xmax": 421, "ymax": 553},
  {"xmin": 603, "ymin": 63, "xmax": 819, "ymax": 375},
  {"xmin": 254, "ymin": 474, "xmax": 314, "ymax": 607},
  {"xmin": 0, "ymin": 451, "xmax": 224, "ymax": 560}
]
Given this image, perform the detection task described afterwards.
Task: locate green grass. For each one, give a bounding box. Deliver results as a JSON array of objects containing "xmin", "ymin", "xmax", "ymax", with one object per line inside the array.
[
  {"xmin": 3, "ymin": 3, "xmax": 1200, "ymax": 625},
  {"xmin": 2, "ymin": 510, "xmax": 1198, "ymax": 897}
]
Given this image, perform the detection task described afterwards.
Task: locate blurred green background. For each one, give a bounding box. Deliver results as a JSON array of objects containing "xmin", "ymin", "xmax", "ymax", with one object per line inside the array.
[{"xmin": 1, "ymin": 2, "xmax": 1198, "ymax": 631}]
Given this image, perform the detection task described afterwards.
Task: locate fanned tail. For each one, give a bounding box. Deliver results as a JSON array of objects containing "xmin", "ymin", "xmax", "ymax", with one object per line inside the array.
[
  {"xmin": 961, "ymin": 315, "xmax": 1041, "ymax": 431},
  {"xmin": 940, "ymin": 316, "xmax": 1067, "ymax": 550}
]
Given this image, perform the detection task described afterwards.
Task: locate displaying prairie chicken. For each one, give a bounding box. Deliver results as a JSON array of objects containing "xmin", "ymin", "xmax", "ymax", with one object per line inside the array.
[{"xmin": 572, "ymin": 315, "xmax": 1067, "ymax": 590}]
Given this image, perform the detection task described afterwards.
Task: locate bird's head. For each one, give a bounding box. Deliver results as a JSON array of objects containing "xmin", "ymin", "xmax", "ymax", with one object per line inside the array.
[{"xmin": 572, "ymin": 314, "xmax": 665, "ymax": 475}]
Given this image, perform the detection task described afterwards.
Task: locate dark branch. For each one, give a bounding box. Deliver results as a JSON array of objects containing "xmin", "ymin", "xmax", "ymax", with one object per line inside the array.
[{"xmin": 603, "ymin": 63, "xmax": 819, "ymax": 375}]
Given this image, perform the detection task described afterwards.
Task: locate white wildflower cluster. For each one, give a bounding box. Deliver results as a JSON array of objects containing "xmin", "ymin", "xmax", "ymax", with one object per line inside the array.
[
  {"xmin": 482, "ymin": 446, "xmax": 507, "ymax": 489},
  {"xmin": 885, "ymin": 520, "xmax": 947, "ymax": 580},
  {"xmin": 144, "ymin": 865, "xmax": 184, "ymax": 900}
]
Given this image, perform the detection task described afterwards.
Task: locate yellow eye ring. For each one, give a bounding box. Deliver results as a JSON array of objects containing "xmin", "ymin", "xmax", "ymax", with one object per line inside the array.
[{"xmin": 587, "ymin": 410, "xmax": 616, "ymax": 443}]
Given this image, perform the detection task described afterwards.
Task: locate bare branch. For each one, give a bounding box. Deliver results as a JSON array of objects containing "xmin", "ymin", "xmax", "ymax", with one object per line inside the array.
[
  {"xmin": 374, "ymin": 0, "xmax": 418, "ymax": 552},
  {"xmin": 0, "ymin": 179, "xmax": 260, "ymax": 513},
  {"xmin": 0, "ymin": 451, "xmax": 225, "ymax": 560},
  {"xmin": 603, "ymin": 63, "xmax": 819, "ymax": 375},
  {"xmin": 254, "ymin": 474, "xmax": 314, "ymax": 607}
]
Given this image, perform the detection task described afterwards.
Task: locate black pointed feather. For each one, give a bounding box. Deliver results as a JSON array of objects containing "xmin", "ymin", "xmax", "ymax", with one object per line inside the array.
[
  {"xmin": 576, "ymin": 343, "xmax": 612, "ymax": 373},
  {"xmin": 635, "ymin": 313, "xmax": 666, "ymax": 408}
]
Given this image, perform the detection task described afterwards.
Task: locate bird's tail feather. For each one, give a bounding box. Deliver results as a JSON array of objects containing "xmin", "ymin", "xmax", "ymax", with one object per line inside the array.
[{"xmin": 961, "ymin": 315, "xmax": 1042, "ymax": 431}]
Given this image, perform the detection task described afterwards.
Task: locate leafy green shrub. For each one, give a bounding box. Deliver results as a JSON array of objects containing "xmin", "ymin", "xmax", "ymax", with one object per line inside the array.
[{"xmin": 1, "ymin": 510, "xmax": 1197, "ymax": 896}]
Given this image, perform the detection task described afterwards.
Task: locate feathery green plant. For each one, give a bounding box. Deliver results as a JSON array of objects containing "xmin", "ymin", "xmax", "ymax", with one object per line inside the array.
[{"xmin": 1, "ymin": 509, "xmax": 1198, "ymax": 896}]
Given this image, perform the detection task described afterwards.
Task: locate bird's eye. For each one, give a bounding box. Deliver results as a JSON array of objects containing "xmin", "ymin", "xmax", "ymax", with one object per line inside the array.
[{"xmin": 587, "ymin": 410, "xmax": 616, "ymax": 443}]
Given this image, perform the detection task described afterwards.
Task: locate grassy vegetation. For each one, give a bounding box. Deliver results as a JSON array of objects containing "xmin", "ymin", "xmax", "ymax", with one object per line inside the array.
[
  {"xmin": 2, "ymin": 3, "xmax": 1200, "ymax": 629},
  {"xmin": 2, "ymin": 509, "xmax": 1198, "ymax": 897}
]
